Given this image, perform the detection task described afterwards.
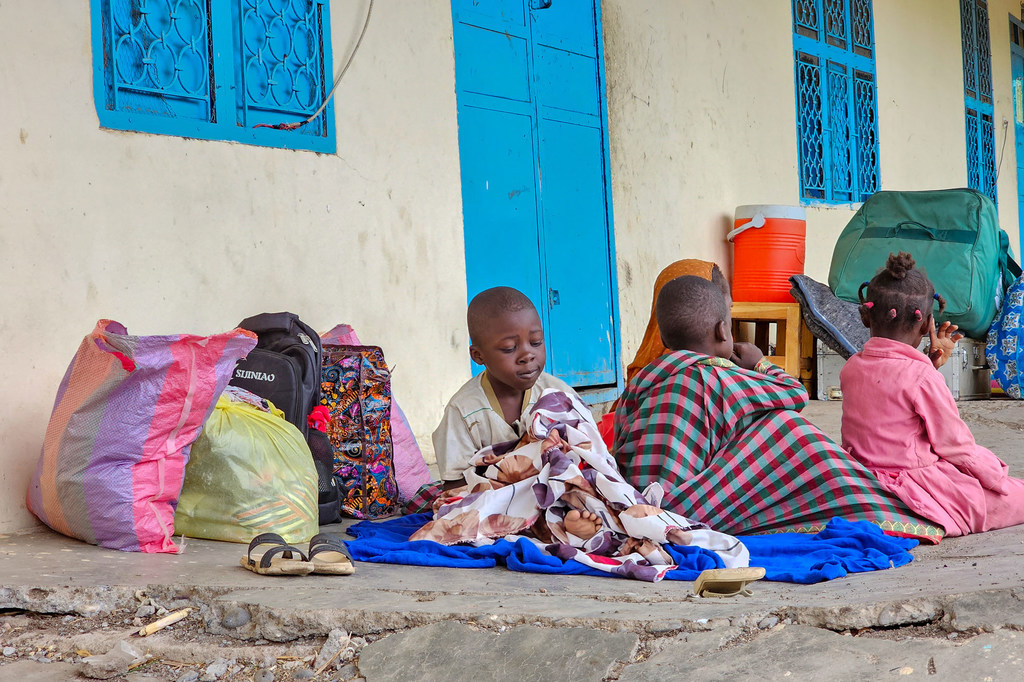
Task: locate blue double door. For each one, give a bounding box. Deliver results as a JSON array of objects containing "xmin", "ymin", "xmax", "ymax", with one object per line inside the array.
[
  {"xmin": 451, "ymin": 0, "xmax": 619, "ymax": 390},
  {"xmin": 1012, "ymin": 32, "xmax": 1024, "ymax": 242}
]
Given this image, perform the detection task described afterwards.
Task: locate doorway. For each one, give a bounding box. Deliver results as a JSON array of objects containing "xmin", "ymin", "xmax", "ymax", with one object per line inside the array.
[{"xmin": 451, "ymin": 0, "xmax": 620, "ymax": 392}]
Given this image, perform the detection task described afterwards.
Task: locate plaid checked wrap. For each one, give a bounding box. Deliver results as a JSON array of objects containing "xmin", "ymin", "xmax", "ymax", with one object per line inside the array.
[{"xmin": 614, "ymin": 351, "xmax": 944, "ymax": 543}]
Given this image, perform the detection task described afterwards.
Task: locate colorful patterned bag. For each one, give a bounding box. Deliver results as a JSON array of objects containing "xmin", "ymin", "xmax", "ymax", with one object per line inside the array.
[
  {"xmin": 320, "ymin": 324, "xmax": 431, "ymax": 502},
  {"xmin": 987, "ymin": 274, "xmax": 1024, "ymax": 398},
  {"xmin": 320, "ymin": 344, "xmax": 400, "ymax": 518},
  {"xmin": 26, "ymin": 320, "xmax": 256, "ymax": 552}
]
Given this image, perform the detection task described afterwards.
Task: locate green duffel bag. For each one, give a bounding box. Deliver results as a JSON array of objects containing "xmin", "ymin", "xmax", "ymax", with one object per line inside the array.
[{"xmin": 828, "ymin": 188, "xmax": 1020, "ymax": 339}]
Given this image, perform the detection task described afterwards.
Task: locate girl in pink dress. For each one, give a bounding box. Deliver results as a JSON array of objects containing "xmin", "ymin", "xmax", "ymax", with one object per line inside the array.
[{"xmin": 840, "ymin": 252, "xmax": 1024, "ymax": 537}]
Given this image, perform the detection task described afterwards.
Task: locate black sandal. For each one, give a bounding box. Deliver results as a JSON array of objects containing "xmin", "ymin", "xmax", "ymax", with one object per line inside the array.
[
  {"xmin": 307, "ymin": 533, "xmax": 355, "ymax": 575},
  {"xmin": 239, "ymin": 533, "xmax": 314, "ymax": 576}
]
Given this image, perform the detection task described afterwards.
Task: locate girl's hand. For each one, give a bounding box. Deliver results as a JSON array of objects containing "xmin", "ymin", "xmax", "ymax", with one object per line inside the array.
[{"xmin": 927, "ymin": 320, "xmax": 963, "ymax": 369}]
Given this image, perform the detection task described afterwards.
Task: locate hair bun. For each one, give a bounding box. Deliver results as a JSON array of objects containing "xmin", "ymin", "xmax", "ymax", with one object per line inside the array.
[{"xmin": 885, "ymin": 251, "xmax": 915, "ymax": 280}]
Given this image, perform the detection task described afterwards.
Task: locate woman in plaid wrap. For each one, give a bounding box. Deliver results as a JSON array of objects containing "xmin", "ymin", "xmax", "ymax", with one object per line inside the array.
[{"xmin": 614, "ymin": 274, "xmax": 944, "ymax": 543}]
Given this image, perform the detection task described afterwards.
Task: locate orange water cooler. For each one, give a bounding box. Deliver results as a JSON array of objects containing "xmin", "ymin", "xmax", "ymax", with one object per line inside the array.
[{"xmin": 727, "ymin": 205, "xmax": 806, "ymax": 303}]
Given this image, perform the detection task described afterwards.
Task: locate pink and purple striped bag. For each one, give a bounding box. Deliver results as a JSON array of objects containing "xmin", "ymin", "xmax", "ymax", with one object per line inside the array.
[{"xmin": 26, "ymin": 320, "xmax": 257, "ymax": 553}]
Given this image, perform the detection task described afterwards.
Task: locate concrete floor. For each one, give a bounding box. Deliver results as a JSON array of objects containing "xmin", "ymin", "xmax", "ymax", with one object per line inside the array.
[{"xmin": 1, "ymin": 399, "xmax": 1023, "ymax": 680}]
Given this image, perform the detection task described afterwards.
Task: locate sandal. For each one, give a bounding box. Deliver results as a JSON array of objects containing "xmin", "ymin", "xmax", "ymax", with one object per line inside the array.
[
  {"xmin": 239, "ymin": 533, "xmax": 314, "ymax": 576},
  {"xmin": 308, "ymin": 533, "xmax": 356, "ymax": 575},
  {"xmin": 693, "ymin": 566, "xmax": 766, "ymax": 597}
]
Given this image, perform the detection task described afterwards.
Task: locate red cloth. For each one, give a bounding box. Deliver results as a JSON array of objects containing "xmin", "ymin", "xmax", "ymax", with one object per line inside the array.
[{"xmin": 598, "ymin": 412, "xmax": 615, "ymax": 452}]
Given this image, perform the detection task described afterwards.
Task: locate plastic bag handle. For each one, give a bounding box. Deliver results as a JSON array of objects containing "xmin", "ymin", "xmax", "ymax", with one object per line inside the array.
[{"xmin": 727, "ymin": 213, "xmax": 766, "ymax": 241}]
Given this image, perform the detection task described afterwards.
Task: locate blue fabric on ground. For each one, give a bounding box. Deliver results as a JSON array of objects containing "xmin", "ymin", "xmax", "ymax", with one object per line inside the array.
[{"xmin": 345, "ymin": 514, "xmax": 917, "ymax": 584}]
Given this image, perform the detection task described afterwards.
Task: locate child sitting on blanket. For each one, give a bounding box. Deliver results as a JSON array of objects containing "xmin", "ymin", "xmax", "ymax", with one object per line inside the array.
[
  {"xmin": 413, "ymin": 286, "xmax": 749, "ymax": 579},
  {"xmin": 431, "ymin": 286, "xmax": 584, "ymax": 490},
  {"xmin": 613, "ymin": 275, "xmax": 945, "ymax": 542},
  {"xmin": 415, "ymin": 385, "xmax": 750, "ymax": 580},
  {"xmin": 841, "ymin": 252, "xmax": 1024, "ymax": 537}
]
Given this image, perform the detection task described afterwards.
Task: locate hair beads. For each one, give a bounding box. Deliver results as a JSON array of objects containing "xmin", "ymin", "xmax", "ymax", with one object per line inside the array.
[{"xmin": 888, "ymin": 308, "xmax": 897, "ymax": 319}]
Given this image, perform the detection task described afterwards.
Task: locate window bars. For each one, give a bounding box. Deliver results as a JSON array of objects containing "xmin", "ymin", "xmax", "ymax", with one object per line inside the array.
[
  {"xmin": 961, "ymin": 0, "xmax": 998, "ymax": 203},
  {"xmin": 93, "ymin": 0, "xmax": 335, "ymax": 152},
  {"xmin": 792, "ymin": 0, "xmax": 880, "ymax": 204}
]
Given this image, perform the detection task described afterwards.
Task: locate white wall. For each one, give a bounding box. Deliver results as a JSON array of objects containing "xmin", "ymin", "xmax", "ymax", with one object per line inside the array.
[
  {"xmin": 0, "ymin": 1, "xmax": 467, "ymax": 532},
  {"xmin": 602, "ymin": 0, "xmax": 803, "ymax": 364},
  {"xmin": 4, "ymin": 0, "xmax": 1023, "ymax": 533}
]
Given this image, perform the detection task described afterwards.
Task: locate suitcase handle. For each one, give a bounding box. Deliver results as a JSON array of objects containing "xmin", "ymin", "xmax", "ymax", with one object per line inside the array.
[
  {"xmin": 863, "ymin": 223, "xmax": 975, "ymax": 244},
  {"xmin": 894, "ymin": 221, "xmax": 939, "ymax": 238}
]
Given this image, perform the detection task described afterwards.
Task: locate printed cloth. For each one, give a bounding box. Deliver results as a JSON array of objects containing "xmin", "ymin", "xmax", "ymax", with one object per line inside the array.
[
  {"xmin": 987, "ymin": 275, "xmax": 1024, "ymax": 398},
  {"xmin": 412, "ymin": 389, "xmax": 748, "ymax": 582},
  {"xmin": 221, "ymin": 384, "xmax": 274, "ymax": 413},
  {"xmin": 614, "ymin": 350, "xmax": 945, "ymax": 543},
  {"xmin": 321, "ymin": 324, "xmax": 431, "ymax": 503},
  {"xmin": 320, "ymin": 344, "xmax": 400, "ymax": 519},
  {"xmin": 431, "ymin": 371, "xmax": 581, "ymax": 482},
  {"xmin": 347, "ymin": 514, "xmax": 918, "ymax": 585}
]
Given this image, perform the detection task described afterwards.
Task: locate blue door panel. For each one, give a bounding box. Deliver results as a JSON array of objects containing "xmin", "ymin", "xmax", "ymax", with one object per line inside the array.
[
  {"xmin": 453, "ymin": 25, "xmax": 532, "ymax": 102},
  {"xmin": 452, "ymin": 0, "xmax": 618, "ymax": 390},
  {"xmin": 538, "ymin": 118, "xmax": 615, "ymax": 385},
  {"xmin": 533, "ymin": 45, "xmax": 601, "ymax": 118},
  {"xmin": 1012, "ymin": 46, "xmax": 1024, "ymax": 241},
  {"xmin": 453, "ymin": 0, "xmax": 526, "ymax": 27},
  {"xmin": 529, "ymin": 0, "xmax": 597, "ymax": 57},
  {"xmin": 458, "ymin": 106, "xmax": 545, "ymax": 315}
]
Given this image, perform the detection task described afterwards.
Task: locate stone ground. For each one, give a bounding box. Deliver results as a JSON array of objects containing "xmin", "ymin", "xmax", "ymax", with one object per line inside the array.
[{"xmin": 2, "ymin": 400, "xmax": 1024, "ymax": 681}]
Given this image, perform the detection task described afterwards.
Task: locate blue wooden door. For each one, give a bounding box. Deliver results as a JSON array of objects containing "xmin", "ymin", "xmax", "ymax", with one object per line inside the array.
[
  {"xmin": 1012, "ymin": 40, "xmax": 1024, "ymax": 241},
  {"xmin": 452, "ymin": 0, "xmax": 618, "ymax": 389}
]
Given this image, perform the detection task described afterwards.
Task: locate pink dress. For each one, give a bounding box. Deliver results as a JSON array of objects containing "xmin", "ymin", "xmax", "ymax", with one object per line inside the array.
[{"xmin": 840, "ymin": 336, "xmax": 1024, "ymax": 537}]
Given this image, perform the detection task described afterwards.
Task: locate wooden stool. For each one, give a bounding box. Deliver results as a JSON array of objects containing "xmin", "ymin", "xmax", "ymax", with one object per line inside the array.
[{"xmin": 731, "ymin": 301, "xmax": 808, "ymax": 379}]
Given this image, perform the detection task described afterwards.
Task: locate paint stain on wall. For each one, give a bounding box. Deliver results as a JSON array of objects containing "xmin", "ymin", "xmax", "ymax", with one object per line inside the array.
[{"xmin": 19, "ymin": 129, "xmax": 28, "ymax": 144}]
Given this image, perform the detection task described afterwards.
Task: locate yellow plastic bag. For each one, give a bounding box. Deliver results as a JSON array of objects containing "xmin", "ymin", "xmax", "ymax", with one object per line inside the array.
[{"xmin": 174, "ymin": 394, "xmax": 318, "ymax": 545}]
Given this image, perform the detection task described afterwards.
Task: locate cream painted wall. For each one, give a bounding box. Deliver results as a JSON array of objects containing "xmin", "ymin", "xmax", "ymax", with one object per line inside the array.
[
  {"xmin": 5, "ymin": 0, "xmax": 1024, "ymax": 534},
  {"xmin": 602, "ymin": 0, "xmax": 802, "ymax": 367},
  {"xmin": 602, "ymin": 0, "xmax": 1024, "ymax": 371},
  {"xmin": 0, "ymin": 1, "xmax": 466, "ymax": 532}
]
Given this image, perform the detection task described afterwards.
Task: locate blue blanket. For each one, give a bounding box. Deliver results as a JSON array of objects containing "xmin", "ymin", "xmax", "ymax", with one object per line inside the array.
[{"xmin": 345, "ymin": 514, "xmax": 917, "ymax": 584}]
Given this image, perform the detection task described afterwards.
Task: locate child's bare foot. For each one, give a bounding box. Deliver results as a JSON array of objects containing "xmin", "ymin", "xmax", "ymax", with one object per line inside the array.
[{"xmin": 564, "ymin": 509, "xmax": 602, "ymax": 540}]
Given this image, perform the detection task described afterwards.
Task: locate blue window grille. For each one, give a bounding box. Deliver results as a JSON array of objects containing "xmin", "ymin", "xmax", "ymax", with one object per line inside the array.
[
  {"xmin": 961, "ymin": 0, "xmax": 997, "ymax": 203},
  {"xmin": 91, "ymin": 0, "xmax": 335, "ymax": 153},
  {"xmin": 792, "ymin": 0, "xmax": 879, "ymax": 204}
]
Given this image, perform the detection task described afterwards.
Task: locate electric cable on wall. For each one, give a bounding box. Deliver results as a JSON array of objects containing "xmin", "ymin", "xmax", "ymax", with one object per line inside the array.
[{"xmin": 255, "ymin": 0, "xmax": 374, "ymax": 132}]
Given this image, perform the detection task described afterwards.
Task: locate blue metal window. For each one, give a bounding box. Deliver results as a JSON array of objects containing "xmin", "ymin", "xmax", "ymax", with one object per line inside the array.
[
  {"xmin": 961, "ymin": 0, "xmax": 997, "ymax": 203},
  {"xmin": 91, "ymin": 0, "xmax": 335, "ymax": 153},
  {"xmin": 792, "ymin": 0, "xmax": 879, "ymax": 204}
]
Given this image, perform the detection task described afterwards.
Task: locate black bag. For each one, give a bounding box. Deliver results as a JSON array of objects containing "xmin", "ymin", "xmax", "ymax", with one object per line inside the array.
[
  {"xmin": 307, "ymin": 429, "xmax": 342, "ymax": 524},
  {"xmin": 230, "ymin": 312, "xmax": 322, "ymax": 438},
  {"xmin": 230, "ymin": 312, "xmax": 342, "ymax": 524}
]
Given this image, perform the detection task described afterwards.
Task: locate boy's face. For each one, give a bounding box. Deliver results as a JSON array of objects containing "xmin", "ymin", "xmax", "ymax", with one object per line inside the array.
[{"xmin": 469, "ymin": 307, "xmax": 546, "ymax": 394}]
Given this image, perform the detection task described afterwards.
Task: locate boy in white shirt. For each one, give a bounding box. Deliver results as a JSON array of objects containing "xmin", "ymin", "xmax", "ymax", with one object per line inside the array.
[{"xmin": 433, "ymin": 286, "xmax": 583, "ymax": 488}]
